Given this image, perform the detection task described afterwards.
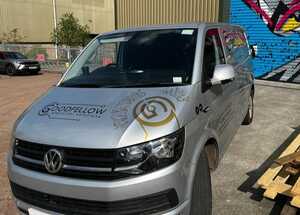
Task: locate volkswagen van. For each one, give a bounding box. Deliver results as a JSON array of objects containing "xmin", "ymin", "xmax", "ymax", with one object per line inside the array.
[{"xmin": 8, "ymin": 23, "xmax": 254, "ymax": 215}]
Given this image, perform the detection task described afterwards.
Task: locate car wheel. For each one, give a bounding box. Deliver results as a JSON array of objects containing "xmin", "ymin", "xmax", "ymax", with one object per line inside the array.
[
  {"xmin": 6, "ymin": 64, "xmax": 16, "ymax": 76},
  {"xmin": 242, "ymin": 92, "xmax": 254, "ymax": 125},
  {"xmin": 190, "ymin": 149, "xmax": 212, "ymax": 215}
]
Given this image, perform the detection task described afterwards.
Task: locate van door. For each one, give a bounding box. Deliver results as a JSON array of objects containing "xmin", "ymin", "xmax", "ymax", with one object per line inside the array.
[
  {"xmin": 201, "ymin": 28, "xmax": 238, "ymax": 154},
  {"xmin": 220, "ymin": 27, "xmax": 252, "ymax": 123}
]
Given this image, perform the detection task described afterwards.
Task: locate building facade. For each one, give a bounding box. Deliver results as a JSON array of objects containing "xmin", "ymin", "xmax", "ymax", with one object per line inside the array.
[
  {"xmin": 115, "ymin": 0, "xmax": 221, "ymax": 29},
  {"xmin": 230, "ymin": 0, "xmax": 300, "ymax": 83},
  {"xmin": 0, "ymin": 0, "xmax": 115, "ymax": 43}
]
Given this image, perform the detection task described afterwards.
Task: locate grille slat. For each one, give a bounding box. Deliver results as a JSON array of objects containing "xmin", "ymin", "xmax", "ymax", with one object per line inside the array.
[
  {"xmin": 11, "ymin": 182, "xmax": 178, "ymax": 215},
  {"xmin": 13, "ymin": 139, "xmax": 122, "ymax": 180},
  {"xmin": 20, "ymin": 61, "xmax": 39, "ymax": 66},
  {"xmin": 16, "ymin": 147, "xmax": 43, "ymax": 160}
]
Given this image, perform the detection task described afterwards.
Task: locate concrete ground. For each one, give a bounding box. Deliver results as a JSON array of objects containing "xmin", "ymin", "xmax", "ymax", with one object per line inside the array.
[
  {"xmin": 0, "ymin": 73, "xmax": 60, "ymax": 215},
  {"xmin": 0, "ymin": 73, "xmax": 299, "ymax": 215},
  {"xmin": 212, "ymin": 81, "xmax": 300, "ymax": 215}
]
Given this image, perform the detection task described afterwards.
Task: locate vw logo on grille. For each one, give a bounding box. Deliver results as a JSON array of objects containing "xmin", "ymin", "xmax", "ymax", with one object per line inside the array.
[{"xmin": 44, "ymin": 149, "xmax": 63, "ymax": 174}]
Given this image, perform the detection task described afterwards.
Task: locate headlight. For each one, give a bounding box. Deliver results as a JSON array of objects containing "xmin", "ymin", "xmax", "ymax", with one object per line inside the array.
[
  {"xmin": 18, "ymin": 64, "xmax": 25, "ymax": 69},
  {"xmin": 114, "ymin": 128, "xmax": 185, "ymax": 175}
]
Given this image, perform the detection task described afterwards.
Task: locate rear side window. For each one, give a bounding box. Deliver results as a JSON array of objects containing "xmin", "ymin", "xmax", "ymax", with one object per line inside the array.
[
  {"xmin": 221, "ymin": 28, "xmax": 249, "ymax": 65},
  {"xmin": 202, "ymin": 28, "xmax": 226, "ymax": 92}
]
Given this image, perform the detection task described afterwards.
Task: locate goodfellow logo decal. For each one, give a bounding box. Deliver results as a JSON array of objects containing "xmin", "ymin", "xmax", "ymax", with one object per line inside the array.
[
  {"xmin": 133, "ymin": 97, "xmax": 180, "ymax": 140},
  {"xmin": 39, "ymin": 103, "xmax": 107, "ymax": 121}
]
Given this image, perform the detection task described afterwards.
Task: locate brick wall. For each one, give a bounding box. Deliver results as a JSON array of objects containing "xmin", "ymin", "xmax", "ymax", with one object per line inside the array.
[{"xmin": 230, "ymin": 0, "xmax": 300, "ymax": 83}]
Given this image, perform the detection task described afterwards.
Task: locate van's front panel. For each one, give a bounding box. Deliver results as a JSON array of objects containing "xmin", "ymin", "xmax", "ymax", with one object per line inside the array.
[
  {"xmin": 8, "ymin": 80, "xmax": 203, "ymax": 215},
  {"xmin": 7, "ymin": 24, "xmax": 254, "ymax": 215}
]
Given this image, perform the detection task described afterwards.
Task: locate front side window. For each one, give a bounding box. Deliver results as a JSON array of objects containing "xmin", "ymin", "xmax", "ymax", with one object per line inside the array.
[
  {"xmin": 202, "ymin": 28, "xmax": 225, "ymax": 91},
  {"xmin": 4, "ymin": 52, "xmax": 26, "ymax": 59},
  {"xmin": 59, "ymin": 29, "xmax": 198, "ymax": 88}
]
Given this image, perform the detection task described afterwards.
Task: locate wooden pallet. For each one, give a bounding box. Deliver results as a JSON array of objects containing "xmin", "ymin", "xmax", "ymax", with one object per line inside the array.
[{"xmin": 257, "ymin": 134, "xmax": 300, "ymax": 208}]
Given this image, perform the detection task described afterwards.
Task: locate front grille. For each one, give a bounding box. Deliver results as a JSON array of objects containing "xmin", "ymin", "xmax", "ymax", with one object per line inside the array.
[
  {"xmin": 13, "ymin": 139, "xmax": 132, "ymax": 180},
  {"xmin": 11, "ymin": 182, "xmax": 178, "ymax": 215},
  {"xmin": 20, "ymin": 61, "xmax": 39, "ymax": 65}
]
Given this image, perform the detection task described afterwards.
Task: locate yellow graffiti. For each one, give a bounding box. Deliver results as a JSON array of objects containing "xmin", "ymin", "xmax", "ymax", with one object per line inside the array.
[{"xmin": 281, "ymin": 17, "xmax": 300, "ymax": 32}]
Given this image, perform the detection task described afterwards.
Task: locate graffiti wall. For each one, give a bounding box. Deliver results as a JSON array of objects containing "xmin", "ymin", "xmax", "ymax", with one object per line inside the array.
[{"xmin": 230, "ymin": 0, "xmax": 300, "ymax": 83}]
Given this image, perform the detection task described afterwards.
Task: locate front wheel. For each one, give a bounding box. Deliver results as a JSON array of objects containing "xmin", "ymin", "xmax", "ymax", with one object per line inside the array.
[
  {"xmin": 242, "ymin": 93, "xmax": 254, "ymax": 125},
  {"xmin": 190, "ymin": 149, "xmax": 212, "ymax": 215},
  {"xmin": 6, "ymin": 64, "xmax": 16, "ymax": 76}
]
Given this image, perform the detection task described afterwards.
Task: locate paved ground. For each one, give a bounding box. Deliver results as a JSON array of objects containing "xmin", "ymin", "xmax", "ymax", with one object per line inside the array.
[
  {"xmin": 0, "ymin": 73, "xmax": 299, "ymax": 215},
  {"xmin": 212, "ymin": 82, "xmax": 300, "ymax": 215},
  {"xmin": 0, "ymin": 73, "xmax": 60, "ymax": 215}
]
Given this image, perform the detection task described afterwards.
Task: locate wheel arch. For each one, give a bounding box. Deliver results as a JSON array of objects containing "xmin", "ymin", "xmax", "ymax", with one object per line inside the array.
[
  {"xmin": 5, "ymin": 63, "xmax": 14, "ymax": 70},
  {"xmin": 204, "ymin": 138, "xmax": 219, "ymax": 171}
]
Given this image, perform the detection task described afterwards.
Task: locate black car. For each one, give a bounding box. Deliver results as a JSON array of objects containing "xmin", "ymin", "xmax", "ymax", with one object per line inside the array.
[{"xmin": 0, "ymin": 51, "xmax": 41, "ymax": 76}]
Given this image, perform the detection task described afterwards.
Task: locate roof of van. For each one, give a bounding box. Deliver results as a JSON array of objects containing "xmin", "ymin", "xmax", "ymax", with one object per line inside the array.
[{"xmin": 100, "ymin": 22, "xmax": 243, "ymax": 36}]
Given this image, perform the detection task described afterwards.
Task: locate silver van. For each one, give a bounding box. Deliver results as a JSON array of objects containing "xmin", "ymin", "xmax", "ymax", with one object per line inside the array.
[{"xmin": 8, "ymin": 23, "xmax": 254, "ymax": 215}]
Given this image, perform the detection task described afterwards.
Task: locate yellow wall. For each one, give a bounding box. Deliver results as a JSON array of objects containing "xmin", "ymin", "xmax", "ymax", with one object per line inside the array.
[
  {"xmin": 0, "ymin": 0, "xmax": 115, "ymax": 43},
  {"xmin": 116, "ymin": 0, "xmax": 220, "ymax": 29}
]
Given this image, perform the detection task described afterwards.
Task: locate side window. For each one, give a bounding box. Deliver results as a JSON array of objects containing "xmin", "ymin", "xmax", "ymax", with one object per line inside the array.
[
  {"xmin": 222, "ymin": 28, "xmax": 249, "ymax": 65},
  {"xmin": 202, "ymin": 29, "xmax": 226, "ymax": 91},
  {"xmin": 99, "ymin": 43, "xmax": 118, "ymax": 66},
  {"xmin": 86, "ymin": 43, "xmax": 118, "ymax": 67}
]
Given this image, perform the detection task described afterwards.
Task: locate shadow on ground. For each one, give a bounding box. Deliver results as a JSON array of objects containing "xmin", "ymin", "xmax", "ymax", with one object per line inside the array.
[{"xmin": 238, "ymin": 126, "xmax": 300, "ymax": 215}]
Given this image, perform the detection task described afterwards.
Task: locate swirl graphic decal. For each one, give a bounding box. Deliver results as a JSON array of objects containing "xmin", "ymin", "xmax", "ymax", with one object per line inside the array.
[{"xmin": 133, "ymin": 97, "xmax": 180, "ymax": 140}]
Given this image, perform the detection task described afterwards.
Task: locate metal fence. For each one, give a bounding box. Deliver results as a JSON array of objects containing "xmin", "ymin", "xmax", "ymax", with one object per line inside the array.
[{"xmin": 0, "ymin": 43, "xmax": 82, "ymax": 73}]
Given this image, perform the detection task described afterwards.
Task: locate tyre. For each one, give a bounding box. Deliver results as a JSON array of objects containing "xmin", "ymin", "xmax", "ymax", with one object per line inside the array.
[
  {"xmin": 190, "ymin": 149, "xmax": 212, "ymax": 215},
  {"xmin": 31, "ymin": 71, "xmax": 39, "ymax": 75},
  {"xmin": 242, "ymin": 92, "xmax": 254, "ymax": 125},
  {"xmin": 6, "ymin": 64, "xmax": 16, "ymax": 76}
]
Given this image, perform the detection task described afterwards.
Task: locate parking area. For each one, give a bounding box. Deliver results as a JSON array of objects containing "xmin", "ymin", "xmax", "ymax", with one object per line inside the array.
[{"xmin": 0, "ymin": 73, "xmax": 299, "ymax": 215}]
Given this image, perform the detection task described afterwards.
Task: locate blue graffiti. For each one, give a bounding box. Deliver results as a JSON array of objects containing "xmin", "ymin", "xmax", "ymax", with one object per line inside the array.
[{"xmin": 230, "ymin": 0, "xmax": 300, "ymax": 81}]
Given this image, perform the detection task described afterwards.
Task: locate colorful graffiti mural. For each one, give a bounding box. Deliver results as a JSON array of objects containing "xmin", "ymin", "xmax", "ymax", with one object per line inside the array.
[
  {"xmin": 243, "ymin": 0, "xmax": 300, "ymax": 35},
  {"xmin": 231, "ymin": 0, "xmax": 300, "ymax": 83}
]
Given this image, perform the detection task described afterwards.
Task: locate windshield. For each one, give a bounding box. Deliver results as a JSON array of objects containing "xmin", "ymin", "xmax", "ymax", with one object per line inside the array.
[
  {"xmin": 4, "ymin": 52, "xmax": 26, "ymax": 59},
  {"xmin": 59, "ymin": 28, "xmax": 198, "ymax": 88}
]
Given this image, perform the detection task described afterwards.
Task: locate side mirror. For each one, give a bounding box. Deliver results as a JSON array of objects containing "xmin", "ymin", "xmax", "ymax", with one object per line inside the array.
[{"xmin": 210, "ymin": 64, "xmax": 235, "ymax": 86}]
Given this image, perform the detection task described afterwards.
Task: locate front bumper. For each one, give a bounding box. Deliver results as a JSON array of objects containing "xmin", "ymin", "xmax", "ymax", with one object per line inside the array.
[
  {"xmin": 15, "ymin": 198, "xmax": 189, "ymax": 215},
  {"xmin": 8, "ymin": 157, "xmax": 191, "ymax": 214},
  {"xmin": 16, "ymin": 66, "xmax": 40, "ymax": 73}
]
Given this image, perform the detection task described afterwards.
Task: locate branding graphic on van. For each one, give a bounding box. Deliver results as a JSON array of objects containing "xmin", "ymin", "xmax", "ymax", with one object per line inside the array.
[
  {"xmin": 195, "ymin": 104, "xmax": 210, "ymax": 115},
  {"xmin": 133, "ymin": 97, "xmax": 180, "ymax": 140},
  {"xmin": 39, "ymin": 102, "xmax": 107, "ymax": 121},
  {"xmin": 161, "ymin": 87, "xmax": 191, "ymax": 102},
  {"xmin": 111, "ymin": 90, "xmax": 146, "ymax": 128}
]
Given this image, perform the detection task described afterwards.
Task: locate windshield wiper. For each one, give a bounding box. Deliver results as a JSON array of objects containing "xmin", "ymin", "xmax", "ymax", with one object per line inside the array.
[
  {"xmin": 59, "ymin": 82, "xmax": 186, "ymax": 88},
  {"xmin": 59, "ymin": 83, "xmax": 102, "ymax": 88},
  {"xmin": 110, "ymin": 83, "xmax": 185, "ymax": 88}
]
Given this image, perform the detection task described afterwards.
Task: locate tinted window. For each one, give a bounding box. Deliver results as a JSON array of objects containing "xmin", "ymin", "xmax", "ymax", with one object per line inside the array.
[
  {"xmin": 60, "ymin": 29, "xmax": 198, "ymax": 88},
  {"xmin": 3, "ymin": 52, "xmax": 26, "ymax": 59},
  {"xmin": 202, "ymin": 28, "xmax": 226, "ymax": 91}
]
